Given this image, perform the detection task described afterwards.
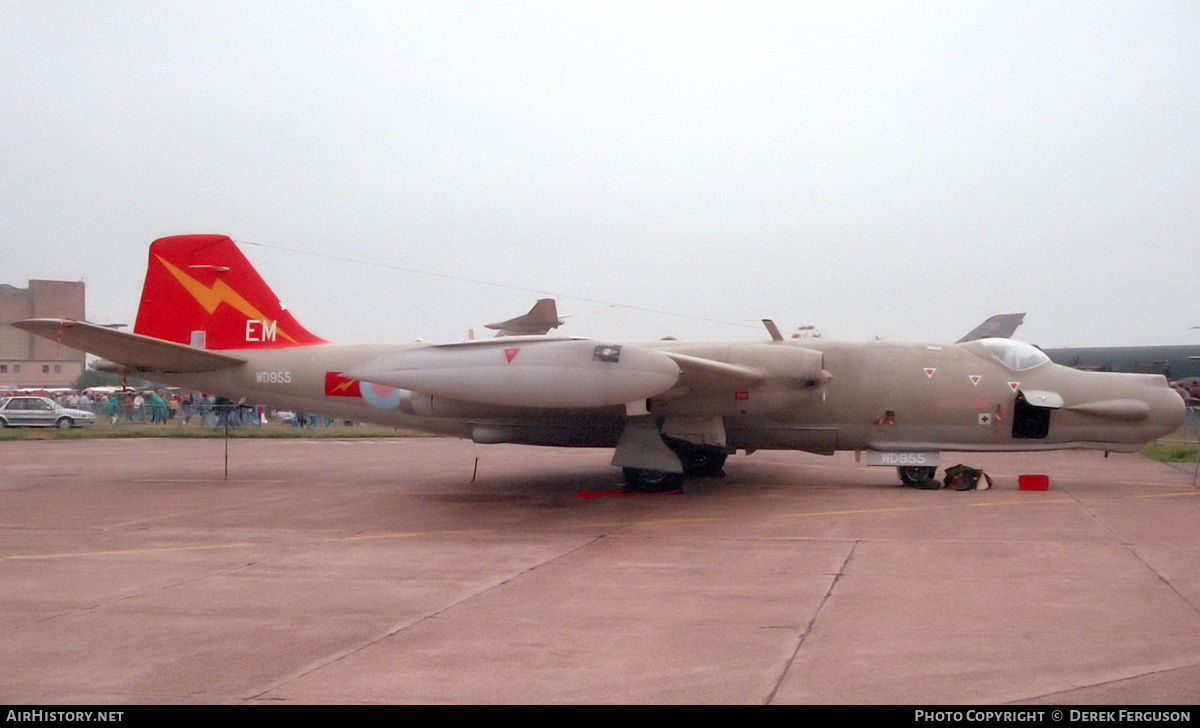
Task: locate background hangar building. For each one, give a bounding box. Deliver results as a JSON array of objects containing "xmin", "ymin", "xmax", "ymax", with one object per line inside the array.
[{"xmin": 0, "ymin": 279, "xmax": 87, "ymax": 389}]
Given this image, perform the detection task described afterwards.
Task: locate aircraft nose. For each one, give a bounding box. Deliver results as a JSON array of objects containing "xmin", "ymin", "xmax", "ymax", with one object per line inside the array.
[
  {"xmin": 1151, "ymin": 384, "xmax": 1187, "ymax": 438},
  {"xmin": 1126, "ymin": 373, "xmax": 1187, "ymax": 439}
]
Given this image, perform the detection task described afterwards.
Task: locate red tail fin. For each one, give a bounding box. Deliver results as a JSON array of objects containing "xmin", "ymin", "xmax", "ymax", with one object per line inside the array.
[{"xmin": 133, "ymin": 234, "xmax": 327, "ymax": 350}]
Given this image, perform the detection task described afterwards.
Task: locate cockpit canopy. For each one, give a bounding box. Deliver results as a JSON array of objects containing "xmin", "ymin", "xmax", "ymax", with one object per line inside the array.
[{"xmin": 975, "ymin": 338, "xmax": 1051, "ymax": 371}]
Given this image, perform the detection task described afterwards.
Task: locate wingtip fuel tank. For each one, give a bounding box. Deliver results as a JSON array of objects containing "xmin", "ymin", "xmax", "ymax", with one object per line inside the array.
[{"xmin": 343, "ymin": 338, "xmax": 681, "ymax": 409}]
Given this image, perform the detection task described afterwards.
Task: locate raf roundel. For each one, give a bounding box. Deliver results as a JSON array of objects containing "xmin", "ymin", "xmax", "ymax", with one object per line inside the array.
[{"xmin": 360, "ymin": 381, "xmax": 401, "ymax": 410}]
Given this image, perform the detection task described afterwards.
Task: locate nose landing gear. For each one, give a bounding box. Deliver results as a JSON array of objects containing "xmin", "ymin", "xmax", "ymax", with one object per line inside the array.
[{"xmin": 897, "ymin": 465, "xmax": 938, "ymax": 487}]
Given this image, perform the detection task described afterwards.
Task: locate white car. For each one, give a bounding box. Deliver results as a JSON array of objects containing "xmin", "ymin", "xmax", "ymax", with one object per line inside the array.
[{"xmin": 0, "ymin": 395, "xmax": 96, "ymax": 428}]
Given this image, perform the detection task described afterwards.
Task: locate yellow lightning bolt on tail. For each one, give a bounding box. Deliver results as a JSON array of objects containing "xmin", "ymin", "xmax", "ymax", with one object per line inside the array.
[
  {"xmin": 156, "ymin": 255, "xmax": 298, "ymax": 343},
  {"xmin": 332, "ymin": 379, "xmax": 356, "ymax": 393}
]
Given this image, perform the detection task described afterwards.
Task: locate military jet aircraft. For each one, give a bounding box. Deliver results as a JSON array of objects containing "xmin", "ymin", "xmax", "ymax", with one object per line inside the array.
[{"xmin": 14, "ymin": 235, "xmax": 1185, "ymax": 491}]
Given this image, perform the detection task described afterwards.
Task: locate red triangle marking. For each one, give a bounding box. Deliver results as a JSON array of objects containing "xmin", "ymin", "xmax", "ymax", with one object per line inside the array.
[
  {"xmin": 504, "ymin": 348, "xmax": 520, "ymax": 364},
  {"xmin": 970, "ymin": 375, "xmax": 982, "ymax": 386},
  {"xmin": 924, "ymin": 368, "xmax": 936, "ymax": 379},
  {"xmin": 1009, "ymin": 381, "xmax": 1020, "ymax": 392}
]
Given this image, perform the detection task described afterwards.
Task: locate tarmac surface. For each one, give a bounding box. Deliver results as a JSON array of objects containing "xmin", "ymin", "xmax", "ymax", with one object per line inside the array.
[{"xmin": 0, "ymin": 436, "xmax": 1197, "ymax": 705}]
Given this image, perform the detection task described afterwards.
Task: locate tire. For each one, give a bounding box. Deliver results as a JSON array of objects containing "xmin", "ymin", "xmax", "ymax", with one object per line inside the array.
[
  {"xmin": 56, "ymin": 417, "xmax": 73, "ymax": 429},
  {"xmin": 679, "ymin": 448, "xmax": 727, "ymax": 477},
  {"xmin": 664, "ymin": 438, "xmax": 728, "ymax": 477},
  {"xmin": 622, "ymin": 467, "xmax": 684, "ymax": 493},
  {"xmin": 898, "ymin": 466, "xmax": 937, "ymax": 486}
]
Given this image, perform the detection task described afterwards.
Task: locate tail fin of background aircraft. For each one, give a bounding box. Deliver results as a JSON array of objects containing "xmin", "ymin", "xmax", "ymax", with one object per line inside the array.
[
  {"xmin": 133, "ymin": 234, "xmax": 327, "ymax": 350},
  {"xmin": 483, "ymin": 298, "xmax": 564, "ymax": 337},
  {"xmin": 957, "ymin": 313, "xmax": 1026, "ymax": 343}
]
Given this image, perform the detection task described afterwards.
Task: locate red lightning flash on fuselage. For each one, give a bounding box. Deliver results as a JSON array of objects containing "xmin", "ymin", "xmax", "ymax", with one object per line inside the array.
[{"xmin": 324, "ymin": 372, "xmax": 362, "ymax": 397}]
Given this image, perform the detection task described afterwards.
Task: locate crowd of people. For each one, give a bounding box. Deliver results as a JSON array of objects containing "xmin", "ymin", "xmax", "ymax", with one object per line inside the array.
[
  {"xmin": 1171, "ymin": 379, "xmax": 1200, "ymax": 407},
  {"xmin": 0, "ymin": 388, "xmax": 339, "ymax": 428}
]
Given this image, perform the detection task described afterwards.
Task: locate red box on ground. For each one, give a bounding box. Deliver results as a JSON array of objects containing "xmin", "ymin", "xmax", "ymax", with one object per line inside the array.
[{"xmin": 1019, "ymin": 474, "xmax": 1050, "ymax": 490}]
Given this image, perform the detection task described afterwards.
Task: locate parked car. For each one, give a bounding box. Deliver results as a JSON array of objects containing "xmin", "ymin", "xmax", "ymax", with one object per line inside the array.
[{"xmin": 0, "ymin": 396, "xmax": 96, "ymax": 428}]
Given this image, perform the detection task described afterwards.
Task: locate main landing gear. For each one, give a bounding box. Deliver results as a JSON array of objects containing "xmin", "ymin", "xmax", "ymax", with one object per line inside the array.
[
  {"xmin": 621, "ymin": 467, "xmax": 684, "ymax": 493},
  {"xmin": 622, "ymin": 440, "xmax": 729, "ymax": 493}
]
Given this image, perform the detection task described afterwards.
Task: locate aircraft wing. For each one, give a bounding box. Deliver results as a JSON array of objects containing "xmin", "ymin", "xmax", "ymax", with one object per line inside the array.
[
  {"xmin": 657, "ymin": 346, "xmax": 831, "ymax": 395},
  {"xmin": 12, "ymin": 319, "xmax": 246, "ymax": 373},
  {"xmin": 660, "ymin": 352, "xmax": 770, "ymax": 392}
]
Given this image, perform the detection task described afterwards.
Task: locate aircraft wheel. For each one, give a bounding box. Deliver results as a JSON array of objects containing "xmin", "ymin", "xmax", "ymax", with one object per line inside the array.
[
  {"xmin": 897, "ymin": 466, "xmax": 936, "ymax": 486},
  {"xmin": 679, "ymin": 448, "xmax": 727, "ymax": 477},
  {"xmin": 665, "ymin": 438, "xmax": 728, "ymax": 477},
  {"xmin": 622, "ymin": 467, "xmax": 684, "ymax": 493}
]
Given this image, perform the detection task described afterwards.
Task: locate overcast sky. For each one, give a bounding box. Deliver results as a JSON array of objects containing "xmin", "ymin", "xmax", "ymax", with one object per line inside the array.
[{"xmin": 4, "ymin": 1, "xmax": 1198, "ymax": 347}]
